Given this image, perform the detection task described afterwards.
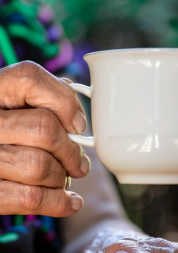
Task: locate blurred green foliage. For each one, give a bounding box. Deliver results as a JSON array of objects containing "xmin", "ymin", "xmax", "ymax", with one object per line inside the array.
[{"xmin": 43, "ymin": 0, "xmax": 178, "ymax": 47}]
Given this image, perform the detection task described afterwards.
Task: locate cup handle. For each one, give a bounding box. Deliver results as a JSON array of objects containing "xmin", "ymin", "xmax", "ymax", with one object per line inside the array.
[{"xmin": 68, "ymin": 83, "xmax": 94, "ymax": 147}]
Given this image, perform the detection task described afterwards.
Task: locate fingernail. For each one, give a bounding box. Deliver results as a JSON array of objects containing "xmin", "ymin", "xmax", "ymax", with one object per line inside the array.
[
  {"xmin": 80, "ymin": 154, "xmax": 91, "ymax": 175},
  {"xmin": 71, "ymin": 194, "xmax": 84, "ymax": 211},
  {"xmin": 73, "ymin": 110, "xmax": 86, "ymax": 134}
]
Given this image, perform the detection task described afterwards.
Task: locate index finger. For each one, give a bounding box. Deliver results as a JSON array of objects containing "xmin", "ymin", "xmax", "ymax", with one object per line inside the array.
[{"xmin": 0, "ymin": 61, "xmax": 86, "ymax": 134}]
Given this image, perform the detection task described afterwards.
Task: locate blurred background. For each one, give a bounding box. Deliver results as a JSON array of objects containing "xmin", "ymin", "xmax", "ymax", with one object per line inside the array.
[{"xmin": 1, "ymin": 0, "xmax": 178, "ymax": 243}]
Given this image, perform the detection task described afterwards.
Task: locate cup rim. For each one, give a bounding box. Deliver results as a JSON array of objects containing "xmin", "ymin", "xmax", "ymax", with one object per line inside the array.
[{"xmin": 84, "ymin": 48, "xmax": 178, "ymax": 60}]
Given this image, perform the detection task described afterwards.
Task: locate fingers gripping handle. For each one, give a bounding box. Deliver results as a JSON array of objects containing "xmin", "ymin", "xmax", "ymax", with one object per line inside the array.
[{"xmin": 68, "ymin": 83, "xmax": 94, "ymax": 147}]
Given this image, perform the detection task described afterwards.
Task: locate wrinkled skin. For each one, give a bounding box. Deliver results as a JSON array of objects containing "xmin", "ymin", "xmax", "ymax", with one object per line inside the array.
[
  {"xmin": 84, "ymin": 229, "xmax": 178, "ymax": 253},
  {"xmin": 0, "ymin": 61, "xmax": 90, "ymax": 217}
]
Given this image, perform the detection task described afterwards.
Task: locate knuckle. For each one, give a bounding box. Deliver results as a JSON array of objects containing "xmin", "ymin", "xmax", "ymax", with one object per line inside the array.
[
  {"xmin": 32, "ymin": 108, "xmax": 59, "ymax": 145},
  {"xmin": 53, "ymin": 191, "xmax": 66, "ymax": 217},
  {"xmin": 24, "ymin": 149, "xmax": 49, "ymax": 184},
  {"xmin": 19, "ymin": 185, "xmax": 44, "ymax": 212},
  {"xmin": 17, "ymin": 61, "xmax": 41, "ymax": 85},
  {"xmin": 66, "ymin": 143, "xmax": 81, "ymax": 171}
]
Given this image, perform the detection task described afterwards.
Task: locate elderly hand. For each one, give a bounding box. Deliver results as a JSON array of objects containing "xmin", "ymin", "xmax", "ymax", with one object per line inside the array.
[
  {"xmin": 0, "ymin": 61, "xmax": 90, "ymax": 217},
  {"xmin": 84, "ymin": 228, "xmax": 178, "ymax": 253}
]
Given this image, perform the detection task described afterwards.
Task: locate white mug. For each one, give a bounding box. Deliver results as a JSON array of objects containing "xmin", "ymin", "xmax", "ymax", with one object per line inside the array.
[{"xmin": 69, "ymin": 48, "xmax": 178, "ymax": 184}]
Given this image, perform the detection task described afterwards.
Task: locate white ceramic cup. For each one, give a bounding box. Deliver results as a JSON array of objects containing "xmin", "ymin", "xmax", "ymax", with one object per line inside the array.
[{"xmin": 69, "ymin": 48, "xmax": 178, "ymax": 184}]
